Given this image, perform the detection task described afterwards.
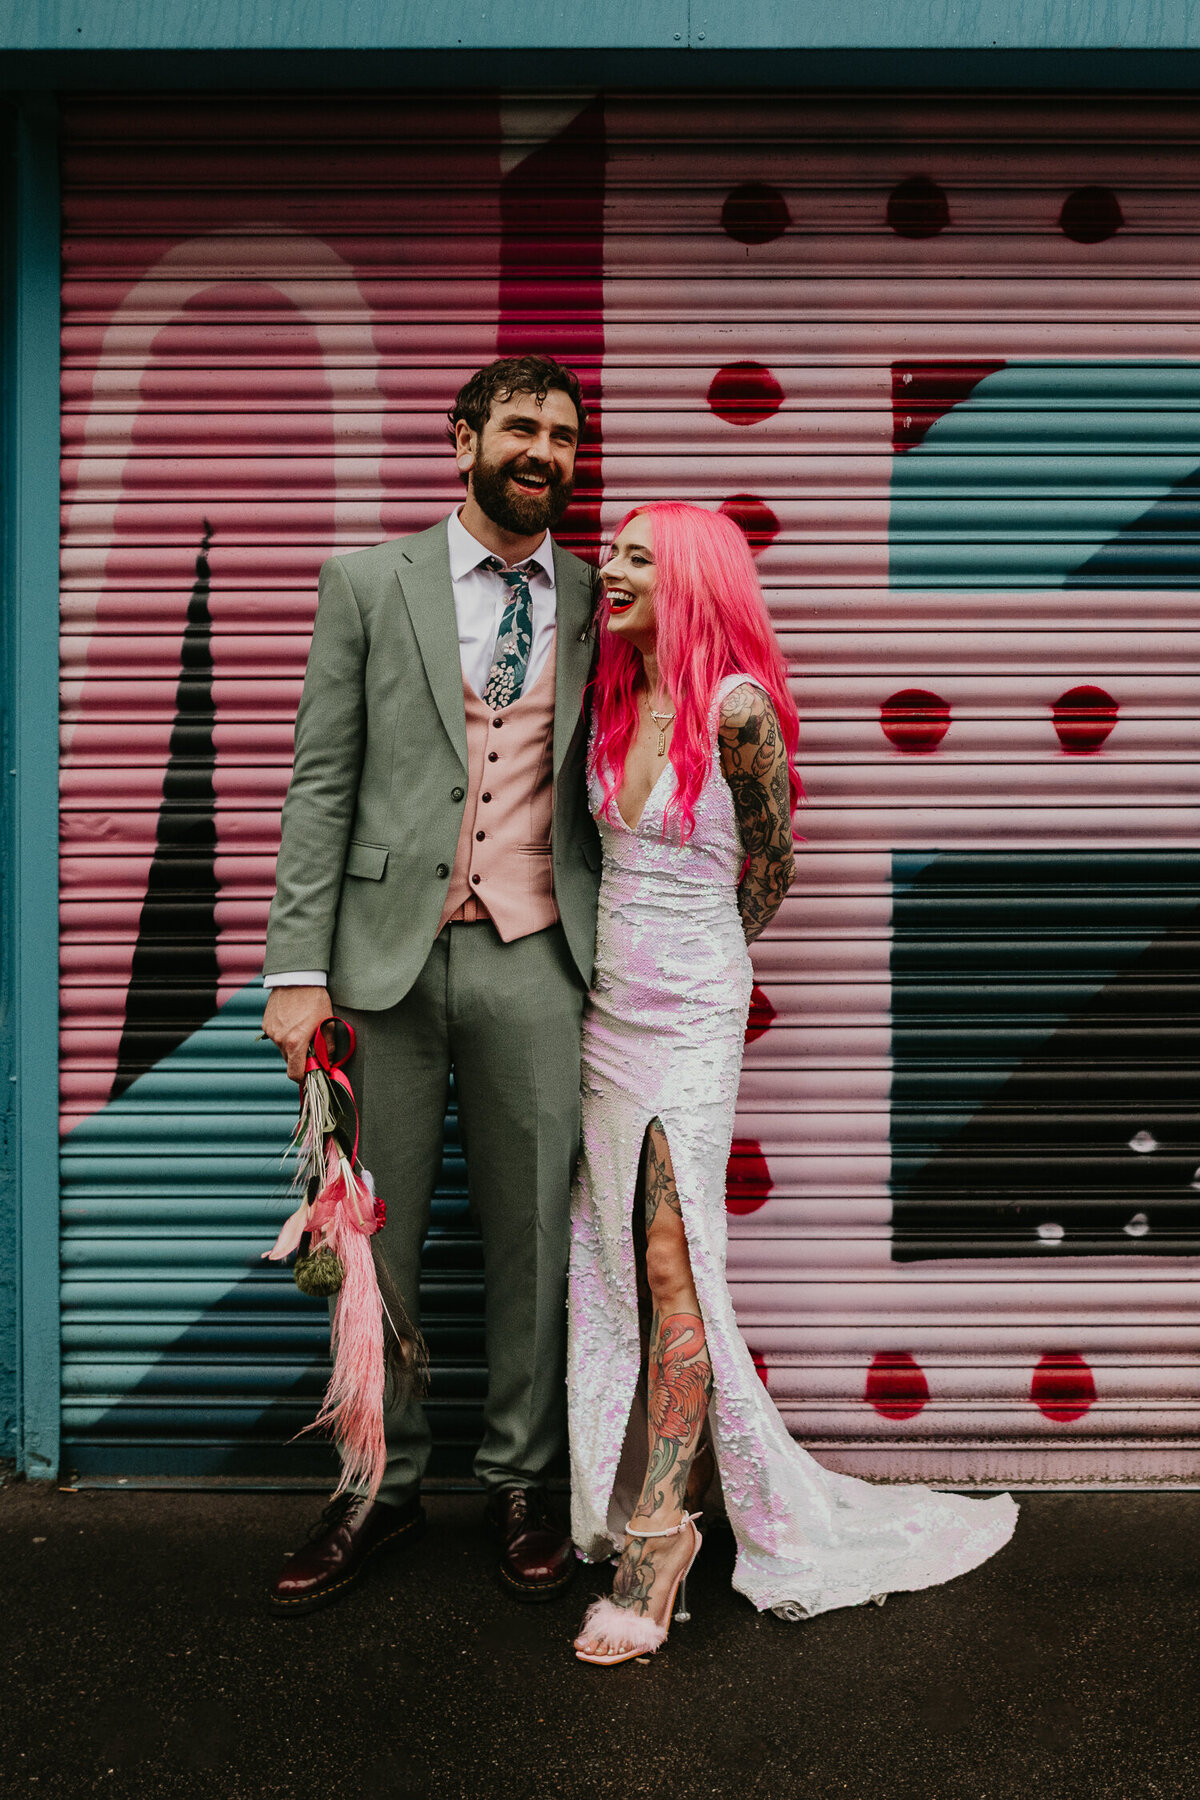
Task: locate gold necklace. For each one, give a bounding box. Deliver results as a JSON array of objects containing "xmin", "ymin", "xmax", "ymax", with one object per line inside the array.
[{"xmin": 648, "ymin": 703, "xmax": 676, "ymax": 757}]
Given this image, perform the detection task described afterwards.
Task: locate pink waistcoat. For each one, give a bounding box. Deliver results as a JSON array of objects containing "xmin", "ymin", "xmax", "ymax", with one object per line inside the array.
[{"xmin": 438, "ymin": 645, "xmax": 560, "ymax": 938}]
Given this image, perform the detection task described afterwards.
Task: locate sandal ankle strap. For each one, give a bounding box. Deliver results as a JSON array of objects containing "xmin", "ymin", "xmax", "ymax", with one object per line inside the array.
[{"xmin": 625, "ymin": 1510, "xmax": 701, "ymax": 1540}]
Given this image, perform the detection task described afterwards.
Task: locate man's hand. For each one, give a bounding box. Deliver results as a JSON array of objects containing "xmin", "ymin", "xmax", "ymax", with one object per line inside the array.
[{"xmin": 262, "ymin": 985, "xmax": 335, "ymax": 1083}]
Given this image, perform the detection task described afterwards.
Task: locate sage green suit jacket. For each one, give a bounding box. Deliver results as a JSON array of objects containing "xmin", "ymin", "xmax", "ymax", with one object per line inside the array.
[{"xmin": 264, "ymin": 519, "xmax": 601, "ymax": 1009}]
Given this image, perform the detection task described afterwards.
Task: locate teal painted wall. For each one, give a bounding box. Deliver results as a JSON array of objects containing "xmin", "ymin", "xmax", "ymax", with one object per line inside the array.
[
  {"xmin": 693, "ymin": 1, "xmax": 1200, "ymax": 49},
  {"xmin": 0, "ymin": 107, "xmax": 13, "ymax": 1456},
  {"xmin": 1, "ymin": 98, "xmax": 62, "ymax": 1478},
  {"xmin": 4, "ymin": 0, "xmax": 1200, "ymax": 51},
  {"xmin": 0, "ymin": 0, "xmax": 682, "ymax": 50}
]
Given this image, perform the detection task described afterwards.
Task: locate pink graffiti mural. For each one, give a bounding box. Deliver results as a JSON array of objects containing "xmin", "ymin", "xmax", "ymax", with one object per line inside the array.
[
  {"xmin": 61, "ymin": 100, "xmax": 506, "ymax": 1119},
  {"xmin": 60, "ymin": 94, "xmax": 1200, "ymax": 1482},
  {"xmin": 597, "ymin": 95, "xmax": 1200, "ymax": 1481}
]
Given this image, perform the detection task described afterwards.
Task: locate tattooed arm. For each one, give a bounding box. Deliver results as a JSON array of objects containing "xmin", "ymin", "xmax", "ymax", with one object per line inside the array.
[{"xmin": 718, "ymin": 683, "xmax": 796, "ymax": 944}]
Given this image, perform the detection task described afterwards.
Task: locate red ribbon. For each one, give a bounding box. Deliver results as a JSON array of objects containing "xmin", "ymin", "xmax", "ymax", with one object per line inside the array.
[{"xmin": 302, "ymin": 1016, "xmax": 360, "ymax": 1166}]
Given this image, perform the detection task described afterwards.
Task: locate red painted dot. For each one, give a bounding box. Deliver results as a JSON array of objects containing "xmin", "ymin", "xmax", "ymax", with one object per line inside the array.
[
  {"xmin": 745, "ymin": 984, "xmax": 777, "ymax": 1044},
  {"xmin": 865, "ymin": 1352, "xmax": 930, "ymax": 1421},
  {"xmin": 1032, "ymin": 1352, "xmax": 1096, "ymax": 1422},
  {"xmin": 721, "ymin": 182, "xmax": 792, "ymax": 245},
  {"xmin": 750, "ymin": 1350, "xmax": 770, "ymax": 1388},
  {"xmin": 726, "ymin": 1137, "xmax": 772, "ymax": 1215},
  {"xmin": 707, "ymin": 362, "xmax": 784, "ymax": 426},
  {"xmin": 886, "ymin": 175, "xmax": 950, "ymax": 239},
  {"xmin": 719, "ymin": 494, "xmax": 781, "ymax": 555},
  {"xmin": 1060, "ymin": 186, "xmax": 1124, "ymax": 245},
  {"xmin": 1052, "ymin": 685, "xmax": 1118, "ymax": 752},
  {"xmin": 880, "ymin": 689, "xmax": 951, "ymax": 753}
]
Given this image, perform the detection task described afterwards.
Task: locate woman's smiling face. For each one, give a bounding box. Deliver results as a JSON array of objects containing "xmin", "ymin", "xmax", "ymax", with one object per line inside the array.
[{"xmin": 600, "ymin": 516, "xmax": 657, "ymax": 652}]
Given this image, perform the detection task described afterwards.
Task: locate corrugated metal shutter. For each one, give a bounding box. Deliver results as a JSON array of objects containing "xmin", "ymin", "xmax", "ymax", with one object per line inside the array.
[
  {"xmin": 61, "ymin": 93, "xmax": 1200, "ymax": 1484},
  {"xmin": 58, "ymin": 97, "xmax": 516, "ymax": 1478}
]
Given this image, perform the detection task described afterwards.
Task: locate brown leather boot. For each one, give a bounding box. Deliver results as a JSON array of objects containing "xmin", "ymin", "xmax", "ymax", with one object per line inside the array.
[
  {"xmin": 268, "ymin": 1492, "xmax": 425, "ymax": 1616},
  {"xmin": 484, "ymin": 1485, "xmax": 576, "ymax": 1603}
]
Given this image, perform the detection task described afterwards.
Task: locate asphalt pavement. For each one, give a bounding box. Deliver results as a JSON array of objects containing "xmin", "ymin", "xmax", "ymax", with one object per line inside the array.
[{"xmin": 1, "ymin": 1479, "xmax": 1197, "ymax": 1800}]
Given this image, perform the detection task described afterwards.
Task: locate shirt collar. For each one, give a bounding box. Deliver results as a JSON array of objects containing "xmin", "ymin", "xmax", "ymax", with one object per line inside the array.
[{"xmin": 446, "ymin": 507, "xmax": 556, "ymax": 589}]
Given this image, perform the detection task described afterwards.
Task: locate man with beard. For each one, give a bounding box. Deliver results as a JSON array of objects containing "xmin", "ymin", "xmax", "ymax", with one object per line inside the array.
[{"xmin": 261, "ymin": 356, "xmax": 600, "ymax": 1613}]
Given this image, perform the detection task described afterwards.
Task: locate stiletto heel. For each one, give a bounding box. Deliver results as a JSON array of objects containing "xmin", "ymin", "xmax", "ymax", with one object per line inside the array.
[{"xmin": 574, "ymin": 1512, "xmax": 702, "ymax": 1666}]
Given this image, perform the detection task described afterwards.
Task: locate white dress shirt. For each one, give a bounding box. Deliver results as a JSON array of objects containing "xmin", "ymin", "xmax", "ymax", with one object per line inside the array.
[
  {"xmin": 445, "ymin": 505, "xmax": 558, "ymax": 700},
  {"xmin": 264, "ymin": 509, "xmax": 559, "ymax": 989}
]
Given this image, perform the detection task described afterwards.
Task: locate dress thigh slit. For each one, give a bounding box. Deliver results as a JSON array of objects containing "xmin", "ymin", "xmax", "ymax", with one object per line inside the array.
[{"xmin": 600, "ymin": 1107, "xmax": 721, "ymax": 1544}]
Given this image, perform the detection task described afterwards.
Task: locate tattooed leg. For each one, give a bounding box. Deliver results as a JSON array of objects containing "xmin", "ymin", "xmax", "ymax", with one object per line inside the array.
[
  {"xmin": 635, "ymin": 1120, "xmax": 711, "ymax": 1523},
  {"xmin": 637, "ymin": 1306, "xmax": 713, "ymax": 1516},
  {"xmin": 643, "ymin": 1118, "xmax": 682, "ymax": 1232},
  {"xmin": 597, "ymin": 1120, "xmax": 713, "ymax": 1635}
]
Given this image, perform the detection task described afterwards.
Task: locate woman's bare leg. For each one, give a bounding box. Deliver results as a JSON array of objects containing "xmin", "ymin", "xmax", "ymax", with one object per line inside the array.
[
  {"xmin": 632, "ymin": 1121, "xmax": 712, "ymax": 1523},
  {"xmin": 576, "ymin": 1119, "xmax": 712, "ymax": 1654}
]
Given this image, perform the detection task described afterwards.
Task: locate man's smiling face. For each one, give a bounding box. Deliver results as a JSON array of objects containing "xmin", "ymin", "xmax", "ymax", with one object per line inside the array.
[{"xmin": 461, "ymin": 388, "xmax": 580, "ymax": 535}]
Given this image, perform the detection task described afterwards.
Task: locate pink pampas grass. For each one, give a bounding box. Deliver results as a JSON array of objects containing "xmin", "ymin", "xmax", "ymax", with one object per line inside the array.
[
  {"xmin": 262, "ymin": 1015, "xmax": 426, "ymax": 1503},
  {"xmin": 308, "ymin": 1201, "xmax": 388, "ymax": 1499}
]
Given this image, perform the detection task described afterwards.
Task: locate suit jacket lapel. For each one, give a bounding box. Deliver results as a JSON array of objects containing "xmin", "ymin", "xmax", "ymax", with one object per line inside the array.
[
  {"xmin": 552, "ymin": 541, "xmax": 597, "ymax": 777},
  {"xmin": 395, "ymin": 521, "xmax": 469, "ymax": 770}
]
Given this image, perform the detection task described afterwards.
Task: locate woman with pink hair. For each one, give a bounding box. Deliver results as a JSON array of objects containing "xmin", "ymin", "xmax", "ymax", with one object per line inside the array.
[{"xmin": 569, "ymin": 503, "xmax": 1016, "ymax": 1666}]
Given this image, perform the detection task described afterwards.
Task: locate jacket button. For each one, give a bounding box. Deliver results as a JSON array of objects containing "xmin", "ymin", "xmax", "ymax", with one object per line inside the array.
[
  {"xmin": 481, "ymin": 792, "xmax": 491, "ymax": 803},
  {"xmin": 436, "ymin": 863, "xmax": 449, "ymax": 878},
  {"xmin": 451, "ymin": 786, "xmax": 464, "ymax": 802},
  {"xmin": 487, "ymin": 751, "xmax": 498, "ymax": 762},
  {"xmin": 471, "ymin": 873, "xmax": 481, "ymax": 885},
  {"xmin": 475, "ymin": 830, "xmax": 485, "ymax": 842}
]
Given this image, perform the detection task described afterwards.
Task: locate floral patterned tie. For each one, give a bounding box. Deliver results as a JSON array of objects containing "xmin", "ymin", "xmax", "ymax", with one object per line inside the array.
[{"xmin": 481, "ymin": 556, "xmax": 536, "ymax": 710}]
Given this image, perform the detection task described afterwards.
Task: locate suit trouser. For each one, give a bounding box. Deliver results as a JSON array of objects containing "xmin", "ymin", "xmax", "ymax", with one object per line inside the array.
[{"xmin": 338, "ymin": 918, "xmax": 586, "ymax": 1505}]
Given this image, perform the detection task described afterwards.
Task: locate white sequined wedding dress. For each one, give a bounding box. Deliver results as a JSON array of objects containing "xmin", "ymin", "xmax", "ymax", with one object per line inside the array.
[{"xmin": 567, "ymin": 673, "xmax": 1018, "ymax": 1619}]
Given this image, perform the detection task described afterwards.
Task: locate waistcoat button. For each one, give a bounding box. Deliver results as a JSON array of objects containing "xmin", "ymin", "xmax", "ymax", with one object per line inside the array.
[
  {"xmin": 475, "ymin": 830, "xmax": 485, "ymax": 841},
  {"xmin": 481, "ymin": 792, "xmax": 491, "ymax": 803},
  {"xmin": 436, "ymin": 862, "xmax": 449, "ymax": 878},
  {"xmin": 487, "ymin": 751, "xmax": 499, "ymax": 762},
  {"xmin": 492, "ymin": 716, "xmax": 503, "ymax": 728},
  {"xmin": 451, "ymin": 786, "xmax": 464, "ymax": 802},
  {"xmin": 471, "ymin": 873, "xmax": 481, "ymax": 885}
]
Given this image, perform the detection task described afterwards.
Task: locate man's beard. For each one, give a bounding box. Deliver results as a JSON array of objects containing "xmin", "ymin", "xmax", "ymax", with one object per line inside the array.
[{"xmin": 470, "ymin": 450, "xmax": 574, "ymax": 536}]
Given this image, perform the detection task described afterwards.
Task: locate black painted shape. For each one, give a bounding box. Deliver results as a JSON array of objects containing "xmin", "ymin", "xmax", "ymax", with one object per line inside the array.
[
  {"xmin": 1059, "ymin": 185, "xmax": 1124, "ymax": 244},
  {"xmin": 110, "ymin": 524, "xmax": 219, "ymax": 1100},
  {"xmin": 886, "ymin": 174, "xmax": 950, "ymax": 239},
  {"xmin": 721, "ymin": 181, "xmax": 791, "ymax": 245},
  {"xmin": 1066, "ymin": 460, "xmax": 1200, "ymax": 587},
  {"xmin": 890, "ymin": 852, "xmax": 1200, "ymax": 1260}
]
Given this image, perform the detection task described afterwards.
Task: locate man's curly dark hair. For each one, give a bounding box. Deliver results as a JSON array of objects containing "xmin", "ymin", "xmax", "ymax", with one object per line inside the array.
[{"xmin": 447, "ymin": 355, "xmax": 588, "ymax": 451}]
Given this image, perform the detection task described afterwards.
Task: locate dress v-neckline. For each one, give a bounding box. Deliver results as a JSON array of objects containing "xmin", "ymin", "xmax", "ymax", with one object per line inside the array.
[{"xmin": 615, "ymin": 758, "xmax": 673, "ymax": 834}]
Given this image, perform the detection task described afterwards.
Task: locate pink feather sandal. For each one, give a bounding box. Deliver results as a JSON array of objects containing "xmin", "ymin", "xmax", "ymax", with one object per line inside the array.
[{"xmin": 574, "ymin": 1512, "xmax": 703, "ymax": 1667}]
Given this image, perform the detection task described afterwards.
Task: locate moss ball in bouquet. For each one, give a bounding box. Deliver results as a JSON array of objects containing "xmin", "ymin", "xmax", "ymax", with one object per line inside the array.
[{"xmin": 294, "ymin": 1245, "xmax": 345, "ymax": 1297}]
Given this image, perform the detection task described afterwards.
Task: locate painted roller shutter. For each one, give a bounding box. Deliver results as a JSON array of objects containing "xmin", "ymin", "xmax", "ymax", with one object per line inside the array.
[
  {"xmin": 60, "ymin": 93, "xmax": 1200, "ymax": 1484},
  {"xmin": 58, "ymin": 97, "xmax": 521, "ymax": 1480}
]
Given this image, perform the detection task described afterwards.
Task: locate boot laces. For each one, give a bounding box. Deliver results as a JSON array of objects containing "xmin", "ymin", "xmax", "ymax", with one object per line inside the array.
[
  {"xmin": 306, "ymin": 1492, "xmax": 359, "ymax": 1542},
  {"xmin": 505, "ymin": 1485, "xmax": 549, "ymax": 1528}
]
